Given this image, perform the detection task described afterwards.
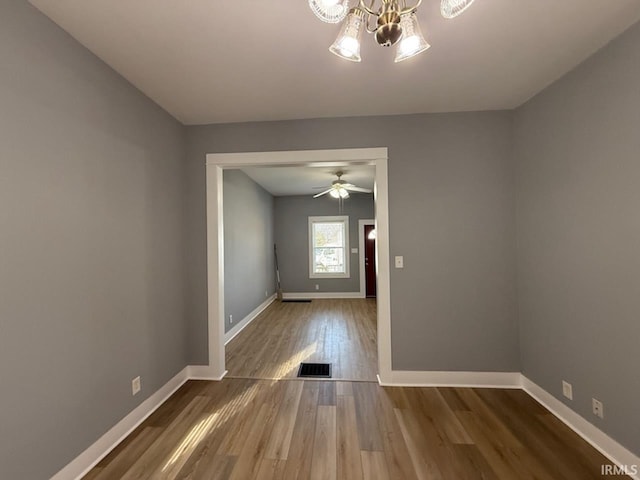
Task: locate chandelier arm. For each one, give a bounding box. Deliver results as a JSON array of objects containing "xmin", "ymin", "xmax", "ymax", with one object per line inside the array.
[
  {"xmin": 357, "ymin": 0, "xmax": 423, "ymax": 17},
  {"xmin": 364, "ymin": 13, "xmax": 377, "ymax": 34},
  {"xmin": 358, "ymin": 0, "xmax": 378, "ymax": 16},
  {"xmin": 399, "ymin": 0, "xmax": 422, "ymax": 15}
]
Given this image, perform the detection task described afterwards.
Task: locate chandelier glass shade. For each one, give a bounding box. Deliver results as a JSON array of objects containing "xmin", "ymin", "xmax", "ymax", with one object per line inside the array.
[
  {"xmin": 311, "ymin": 0, "xmax": 475, "ymax": 62},
  {"xmin": 329, "ymin": 8, "xmax": 365, "ymax": 62},
  {"xmin": 394, "ymin": 12, "xmax": 430, "ymax": 62},
  {"xmin": 440, "ymin": 0, "xmax": 476, "ymax": 19},
  {"xmin": 309, "ymin": 0, "xmax": 350, "ymax": 23}
]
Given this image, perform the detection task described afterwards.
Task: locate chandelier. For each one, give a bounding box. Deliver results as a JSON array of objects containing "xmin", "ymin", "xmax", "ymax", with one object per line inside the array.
[{"xmin": 308, "ymin": 0, "xmax": 476, "ymax": 62}]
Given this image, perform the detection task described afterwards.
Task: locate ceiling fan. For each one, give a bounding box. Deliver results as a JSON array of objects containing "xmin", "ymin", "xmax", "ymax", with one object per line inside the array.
[{"xmin": 313, "ymin": 171, "xmax": 373, "ymax": 199}]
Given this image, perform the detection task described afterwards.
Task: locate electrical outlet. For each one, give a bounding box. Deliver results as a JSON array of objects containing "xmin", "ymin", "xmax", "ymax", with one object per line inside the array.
[
  {"xmin": 592, "ymin": 398, "xmax": 604, "ymax": 419},
  {"xmin": 315, "ymin": 284, "xmax": 319, "ymax": 290},
  {"xmin": 562, "ymin": 381, "xmax": 573, "ymax": 400},
  {"xmin": 265, "ymin": 290, "xmax": 268, "ymax": 297},
  {"xmin": 395, "ymin": 256, "xmax": 404, "ymax": 268},
  {"xmin": 229, "ymin": 314, "xmax": 233, "ymax": 324},
  {"xmin": 132, "ymin": 376, "xmax": 141, "ymax": 396}
]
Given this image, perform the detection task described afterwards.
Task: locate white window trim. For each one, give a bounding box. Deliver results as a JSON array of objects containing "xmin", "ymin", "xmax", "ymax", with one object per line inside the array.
[{"xmin": 308, "ymin": 215, "xmax": 350, "ymax": 279}]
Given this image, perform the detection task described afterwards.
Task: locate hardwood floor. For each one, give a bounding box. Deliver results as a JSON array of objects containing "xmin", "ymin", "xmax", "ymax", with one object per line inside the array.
[
  {"xmin": 85, "ymin": 379, "xmax": 624, "ymax": 479},
  {"xmin": 83, "ymin": 300, "xmax": 627, "ymax": 479},
  {"xmin": 225, "ymin": 299, "xmax": 378, "ymax": 381}
]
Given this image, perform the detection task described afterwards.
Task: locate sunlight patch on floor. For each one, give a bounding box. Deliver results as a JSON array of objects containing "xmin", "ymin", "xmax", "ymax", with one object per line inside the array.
[
  {"xmin": 162, "ymin": 412, "xmax": 219, "ymax": 472},
  {"xmin": 158, "ymin": 379, "xmax": 272, "ymax": 476},
  {"xmin": 272, "ymin": 342, "xmax": 317, "ymax": 379}
]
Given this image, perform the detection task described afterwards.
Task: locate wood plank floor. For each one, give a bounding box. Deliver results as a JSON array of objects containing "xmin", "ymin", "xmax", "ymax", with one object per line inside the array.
[
  {"xmin": 84, "ymin": 300, "xmax": 628, "ymax": 479},
  {"xmin": 85, "ymin": 379, "xmax": 625, "ymax": 479},
  {"xmin": 225, "ymin": 299, "xmax": 378, "ymax": 381}
]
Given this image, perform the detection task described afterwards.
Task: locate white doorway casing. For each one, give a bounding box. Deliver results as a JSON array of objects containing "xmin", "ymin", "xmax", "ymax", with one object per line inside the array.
[{"xmin": 205, "ymin": 148, "xmax": 392, "ymax": 382}]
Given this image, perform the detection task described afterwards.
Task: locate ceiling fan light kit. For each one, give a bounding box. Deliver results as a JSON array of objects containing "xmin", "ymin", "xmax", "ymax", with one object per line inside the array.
[
  {"xmin": 330, "ymin": 187, "xmax": 350, "ymax": 198},
  {"xmin": 313, "ymin": 171, "xmax": 372, "ymax": 199},
  {"xmin": 313, "ymin": 171, "xmax": 372, "ymax": 213},
  {"xmin": 311, "ymin": 0, "xmax": 475, "ymax": 62}
]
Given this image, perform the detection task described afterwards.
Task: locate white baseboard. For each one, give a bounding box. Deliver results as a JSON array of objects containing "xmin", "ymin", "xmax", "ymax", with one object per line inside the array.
[
  {"xmin": 51, "ymin": 366, "xmax": 191, "ymax": 480},
  {"xmin": 224, "ymin": 294, "xmax": 276, "ymax": 345},
  {"xmin": 522, "ymin": 376, "xmax": 640, "ymax": 480},
  {"xmin": 377, "ymin": 370, "xmax": 522, "ymax": 388},
  {"xmin": 187, "ymin": 365, "xmax": 228, "ymax": 381},
  {"xmin": 380, "ymin": 371, "xmax": 639, "ymax": 477},
  {"xmin": 52, "ymin": 367, "xmax": 640, "ymax": 480},
  {"xmin": 282, "ymin": 292, "xmax": 363, "ymax": 299}
]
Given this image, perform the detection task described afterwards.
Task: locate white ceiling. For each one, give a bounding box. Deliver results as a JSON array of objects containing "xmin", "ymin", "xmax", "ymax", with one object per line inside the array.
[
  {"xmin": 29, "ymin": 0, "xmax": 640, "ymax": 125},
  {"xmin": 241, "ymin": 165, "xmax": 376, "ymax": 197}
]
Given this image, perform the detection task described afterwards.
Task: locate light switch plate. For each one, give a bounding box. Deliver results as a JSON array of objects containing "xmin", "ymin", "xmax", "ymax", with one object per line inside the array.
[
  {"xmin": 132, "ymin": 376, "xmax": 141, "ymax": 396},
  {"xmin": 395, "ymin": 256, "xmax": 404, "ymax": 268},
  {"xmin": 562, "ymin": 380, "xmax": 573, "ymax": 400}
]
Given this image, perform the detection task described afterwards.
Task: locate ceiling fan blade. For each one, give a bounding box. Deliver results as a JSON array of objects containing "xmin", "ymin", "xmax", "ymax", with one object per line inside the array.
[
  {"xmin": 344, "ymin": 185, "xmax": 373, "ymax": 193},
  {"xmin": 313, "ymin": 188, "xmax": 333, "ymax": 198}
]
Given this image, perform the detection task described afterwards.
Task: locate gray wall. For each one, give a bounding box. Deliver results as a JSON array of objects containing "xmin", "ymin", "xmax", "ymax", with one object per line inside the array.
[
  {"xmin": 186, "ymin": 112, "xmax": 519, "ymax": 372},
  {"xmin": 514, "ymin": 22, "xmax": 640, "ymax": 455},
  {"xmin": 274, "ymin": 194, "xmax": 374, "ymax": 293},
  {"xmin": 223, "ymin": 170, "xmax": 275, "ymax": 332},
  {"xmin": 5, "ymin": 0, "xmax": 637, "ymax": 470},
  {"xmin": 6, "ymin": 0, "xmax": 639, "ymax": 473},
  {"xmin": 0, "ymin": 3, "xmax": 187, "ymax": 479}
]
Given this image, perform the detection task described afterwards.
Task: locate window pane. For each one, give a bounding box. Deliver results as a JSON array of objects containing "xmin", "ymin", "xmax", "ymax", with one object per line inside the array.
[
  {"xmin": 314, "ymin": 247, "xmax": 345, "ymax": 273},
  {"xmin": 313, "ymin": 223, "xmax": 343, "ymax": 248},
  {"xmin": 309, "ymin": 216, "xmax": 349, "ymax": 278}
]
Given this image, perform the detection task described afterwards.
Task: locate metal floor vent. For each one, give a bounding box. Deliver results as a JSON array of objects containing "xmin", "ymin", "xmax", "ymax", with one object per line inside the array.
[
  {"xmin": 298, "ymin": 363, "xmax": 332, "ymax": 378},
  {"xmin": 282, "ymin": 299, "xmax": 312, "ymax": 303}
]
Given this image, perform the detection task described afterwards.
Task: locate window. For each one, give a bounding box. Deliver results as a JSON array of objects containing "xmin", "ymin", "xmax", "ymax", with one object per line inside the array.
[{"xmin": 309, "ymin": 216, "xmax": 349, "ymax": 278}]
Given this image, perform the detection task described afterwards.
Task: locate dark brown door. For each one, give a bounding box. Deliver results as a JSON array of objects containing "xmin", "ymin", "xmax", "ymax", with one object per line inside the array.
[{"xmin": 364, "ymin": 224, "xmax": 377, "ymax": 298}]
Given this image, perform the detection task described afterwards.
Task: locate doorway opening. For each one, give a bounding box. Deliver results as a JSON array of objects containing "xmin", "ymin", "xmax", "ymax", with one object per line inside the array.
[
  {"xmin": 359, "ymin": 219, "xmax": 376, "ymax": 299},
  {"xmin": 205, "ymin": 148, "xmax": 391, "ymax": 382},
  {"xmin": 364, "ymin": 224, "xmax": 377, "ymax": 298}
]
